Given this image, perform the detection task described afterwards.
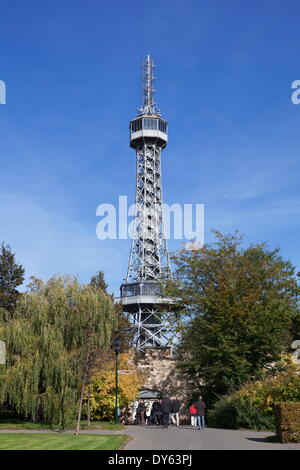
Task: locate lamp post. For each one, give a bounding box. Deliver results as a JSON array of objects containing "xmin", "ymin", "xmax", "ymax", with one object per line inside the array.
[{"xmin": 114, "ymin": 341, "xmax": 121, "ymax": 424}]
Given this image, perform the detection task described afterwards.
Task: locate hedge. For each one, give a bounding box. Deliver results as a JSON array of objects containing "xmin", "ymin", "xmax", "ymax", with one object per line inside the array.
[{"xmin": 274, "ymin": 402, "xmax": 300, "ymax": 443}]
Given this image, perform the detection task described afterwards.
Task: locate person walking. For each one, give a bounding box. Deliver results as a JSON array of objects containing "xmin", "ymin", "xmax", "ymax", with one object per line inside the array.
[
  {"xmin": 145, "ymin": 402, "xmax": 152, "ymax": 425},
  {"xmin": 136, "ymin": 400, "xmax": 146, "ymax": 426},
  {"xmin": 149, "ymin": 401, "xmax": 155, "ymax": 425},
  {"xmin": 171, "ymin": 397, "xmax": 181, "ymax": 426},
  {"xmin": 195, "ymin": 396, "xmax": 206, "ymax": 430},
  {"xmin": 132, "ymin": 399, "xmax": 139, "ymax": 424},
  {"xmin": 161, "ymin": 396, "xmax": 172, "ymax": 428},
  {"xmin": 152, "ymin": 400, "xmax": 162, "ymax": 426},
  {"xmin": 189, "ymin": 402, "xmax": 197, "ymax": 427}
]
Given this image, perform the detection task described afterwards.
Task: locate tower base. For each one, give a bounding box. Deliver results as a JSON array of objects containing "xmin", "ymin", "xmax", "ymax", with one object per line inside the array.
[{"xmin": 133, "ymin": 347, "xmax": 195, "ymax": 423}]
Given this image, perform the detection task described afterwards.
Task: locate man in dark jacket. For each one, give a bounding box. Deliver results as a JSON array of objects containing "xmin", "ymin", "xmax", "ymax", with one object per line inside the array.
[
  {"xmin": 161, "ymin": 396, "xmax": 172, "ymax": 428},
  {"xmin": 195, "ymin": 396, "xmax": 206, "ymax": 430},
  {"xmin": 151, "ymin": 400, "xmax": 162, "ymax": 426},
  {"xmin": 171, "ymin": 398, "xmax": 181, "ymax": 426},
  {"xmin": 136, "ymin": 400, "xmax": 146, "ymax": 425}
]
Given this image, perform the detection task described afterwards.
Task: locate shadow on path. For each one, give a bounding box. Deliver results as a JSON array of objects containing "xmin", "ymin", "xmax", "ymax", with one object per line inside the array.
[{"xmin": 246, "ymin": 437, "xmax": 270, "ymax": 443}]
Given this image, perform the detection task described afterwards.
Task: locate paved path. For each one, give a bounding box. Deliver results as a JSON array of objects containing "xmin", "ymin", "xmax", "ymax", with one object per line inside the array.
[
  {"xmin": 1, "ymin": 426, "xmax": 300, "ymax": 450},
  {"xmin": 123, "ymin": 426, "xmax": 300, "ymax": 450}
]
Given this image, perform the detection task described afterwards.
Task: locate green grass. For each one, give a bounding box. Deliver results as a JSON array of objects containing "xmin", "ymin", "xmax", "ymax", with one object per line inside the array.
[
  {"xmin": 79, "ymin": 420, "xmax": 124, "ymax": 431},
  {"xmin": 0, "ymin": 433, "xmax": 128, "ymax": 450},
  {"xmin": 0, "ymin": 419, "xmax": 124, "ymax": 431},
  {"xmin": 0, "ymin": 420, "xmax": 50, "ymax": 430}
]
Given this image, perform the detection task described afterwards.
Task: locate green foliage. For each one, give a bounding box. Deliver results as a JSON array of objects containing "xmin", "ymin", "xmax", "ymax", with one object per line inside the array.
[
  {"xmin": 89, "ymin": 271, "xmax": 108, "ymax": 293},
  {"xmin": 89, "ymin": 271, "xmax": 133, "ymax": 351},
  {"xmin": 209, "ymin": 361, "xmax": 300, "ymax": 431},
  {"xmin": 209, "ymin": 396, "xmax": 276, "ymax": 430},
  {"xmin": 167, "ymin": 231, "xmax": 299, "ymax": 398},
  {"xmin": 274, "ymin": 402, "xmax": 300, "ymax": 443},
  {"xmin": 0, "ymin": 243, "xmax": 25, "ymax": 321},
  {"xmin": 0, "ymin": 276, "xmax": 117, "ymax": 427},
  {"xmin": 111, "ymin": 304, "xmax": 134, "ymax": 352}
]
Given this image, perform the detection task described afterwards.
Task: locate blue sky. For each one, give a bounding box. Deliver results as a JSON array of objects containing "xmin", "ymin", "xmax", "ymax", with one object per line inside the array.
[{"xmin": 0, "ymin": 0, "xmax": 300, "ymax": 294}]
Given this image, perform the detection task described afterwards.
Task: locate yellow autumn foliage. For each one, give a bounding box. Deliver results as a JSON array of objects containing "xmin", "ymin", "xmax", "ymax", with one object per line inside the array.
[{"xmin": 88, "ymin": 351, "xmax": 143, "ymax": 420}]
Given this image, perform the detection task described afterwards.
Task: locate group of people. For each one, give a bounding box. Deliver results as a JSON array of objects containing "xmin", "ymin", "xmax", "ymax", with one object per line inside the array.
[
  {"xmin": 188, "ymin": 396, "xmax": 206, "ymax": 430},
  {"xmin": 134, "ymin": 397, "xmax": 180, "ymax": 428},
  {"xmin": 133, "ymin": 395, "xmax": 206, "ymax": 430}
]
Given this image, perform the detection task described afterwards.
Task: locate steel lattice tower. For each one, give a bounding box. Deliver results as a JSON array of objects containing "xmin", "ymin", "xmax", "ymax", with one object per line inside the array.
[{"xmin": 118, "ymin": 55, "xmax": 175, "ymax": 352}]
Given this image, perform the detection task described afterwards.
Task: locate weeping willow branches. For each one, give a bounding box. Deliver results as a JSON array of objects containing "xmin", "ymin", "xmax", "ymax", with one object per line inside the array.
[{"xmin": 0, "ymin": 276, "xmax": 117, "ymax": 427}]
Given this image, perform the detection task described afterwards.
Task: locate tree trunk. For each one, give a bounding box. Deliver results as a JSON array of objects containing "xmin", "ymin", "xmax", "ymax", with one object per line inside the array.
[
  {"xmin": 87, "ymin": 385, "xmax": 91, "ymax": 426},
  {"xmin": 75, "ymin": 377, "xmax": 86, "ymax": 435}
]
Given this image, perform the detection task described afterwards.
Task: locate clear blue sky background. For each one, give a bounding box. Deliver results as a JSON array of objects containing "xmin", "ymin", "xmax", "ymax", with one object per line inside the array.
[{"xmin": 0, "ymin": 0, "xmax": 300, "ymax": 294}]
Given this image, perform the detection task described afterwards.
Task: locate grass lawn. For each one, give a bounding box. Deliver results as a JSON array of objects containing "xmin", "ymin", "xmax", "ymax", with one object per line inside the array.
[
  {"xmin": 0, "ymin": 420, "xmax": 50, "ymax": 430},
  {"xmin": 0, "ymin": 433, "xmax": 128, "ymax": 450},
  {"xmin": 79, "ymin": 420, "xmax": 124, "ymax": 431},
  {"xmin": 0, "ymin": 419, "xmax": 124, "ymax": 431}
]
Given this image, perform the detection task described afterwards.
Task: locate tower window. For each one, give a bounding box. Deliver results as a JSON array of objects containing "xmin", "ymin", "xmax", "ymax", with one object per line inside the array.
[
  {"xmin": 143, "ymin": 118, "xmax": 158, "ymax": 130},
  {"xmin": 159, "ymin": 120, "xmax": 167, "ymax": 133},
  {"xmin": 131, "ymin": 119, "xmax": 142, "ymax": 133}
]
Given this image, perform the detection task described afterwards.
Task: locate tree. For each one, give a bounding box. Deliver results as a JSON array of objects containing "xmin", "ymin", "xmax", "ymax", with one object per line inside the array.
[
  {"xmin": 90, "ymin": 271, "xmax": 108, "ymax": 293},
  {"xmin": 167, "ymin": 231, "xmax": 299, "ymax": 401},
  {"xmin": 110, "ymin": 304, "xmax": 134, "ymax": 353},
  {"xmin": 89, "ymin": 270, "xmax": 134, "ymax": 351},
  {"xmin": 0, "ymin": 243, "xmax": 25, "ymax": 320},
  {"xmin": 88, "ymin": 351, "xmax": 142, "ymax": 421},
  {"xmin": 75, "ymin": 290, "xmax": 118, "ymax": 434},
  {"xmin": 0, "ymin": 276, "xmax": 117, "ymax": 428}
]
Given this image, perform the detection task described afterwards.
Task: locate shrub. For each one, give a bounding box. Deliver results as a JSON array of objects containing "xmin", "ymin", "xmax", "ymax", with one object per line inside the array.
[
  {"xmin": 209, "ymin": 363, "xmax": 300, "ymax": 431},
  {"xmin": 209, "ymin": 395, "xmax": 276, "ymax": 431},
  {"xmin": 208, "ymin": 398, "xmax": 239, "ymax": 429},
  {"xmin": 274, "ymin": 402, "xmax": 300, "ymax": 443}
]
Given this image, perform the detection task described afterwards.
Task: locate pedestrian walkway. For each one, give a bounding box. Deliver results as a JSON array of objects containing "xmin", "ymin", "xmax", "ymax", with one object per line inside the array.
[{"xmin": 123, "ymin": 425, "xmax": 300, "ymax": 450}]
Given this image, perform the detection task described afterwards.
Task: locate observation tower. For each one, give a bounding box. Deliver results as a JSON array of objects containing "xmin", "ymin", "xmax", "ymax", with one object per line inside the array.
[{"xmin": 118, "ymin": 55, "xmax": 175, "ymax": 353}]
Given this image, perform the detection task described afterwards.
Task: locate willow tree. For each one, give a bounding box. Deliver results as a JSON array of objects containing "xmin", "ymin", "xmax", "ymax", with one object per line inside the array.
[{"xmin": 0, "ymin": 276, "xmax": 117, "ymax": 427}]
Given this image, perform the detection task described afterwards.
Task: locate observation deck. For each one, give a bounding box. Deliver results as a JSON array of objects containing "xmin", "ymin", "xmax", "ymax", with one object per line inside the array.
[
  {"xmin": 115, "ymin": 280, "xmax": 174, "ymax": 310},
  {"xmin": 130, "ymin": 115, "xmax": 168, "ymax": 149}
]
